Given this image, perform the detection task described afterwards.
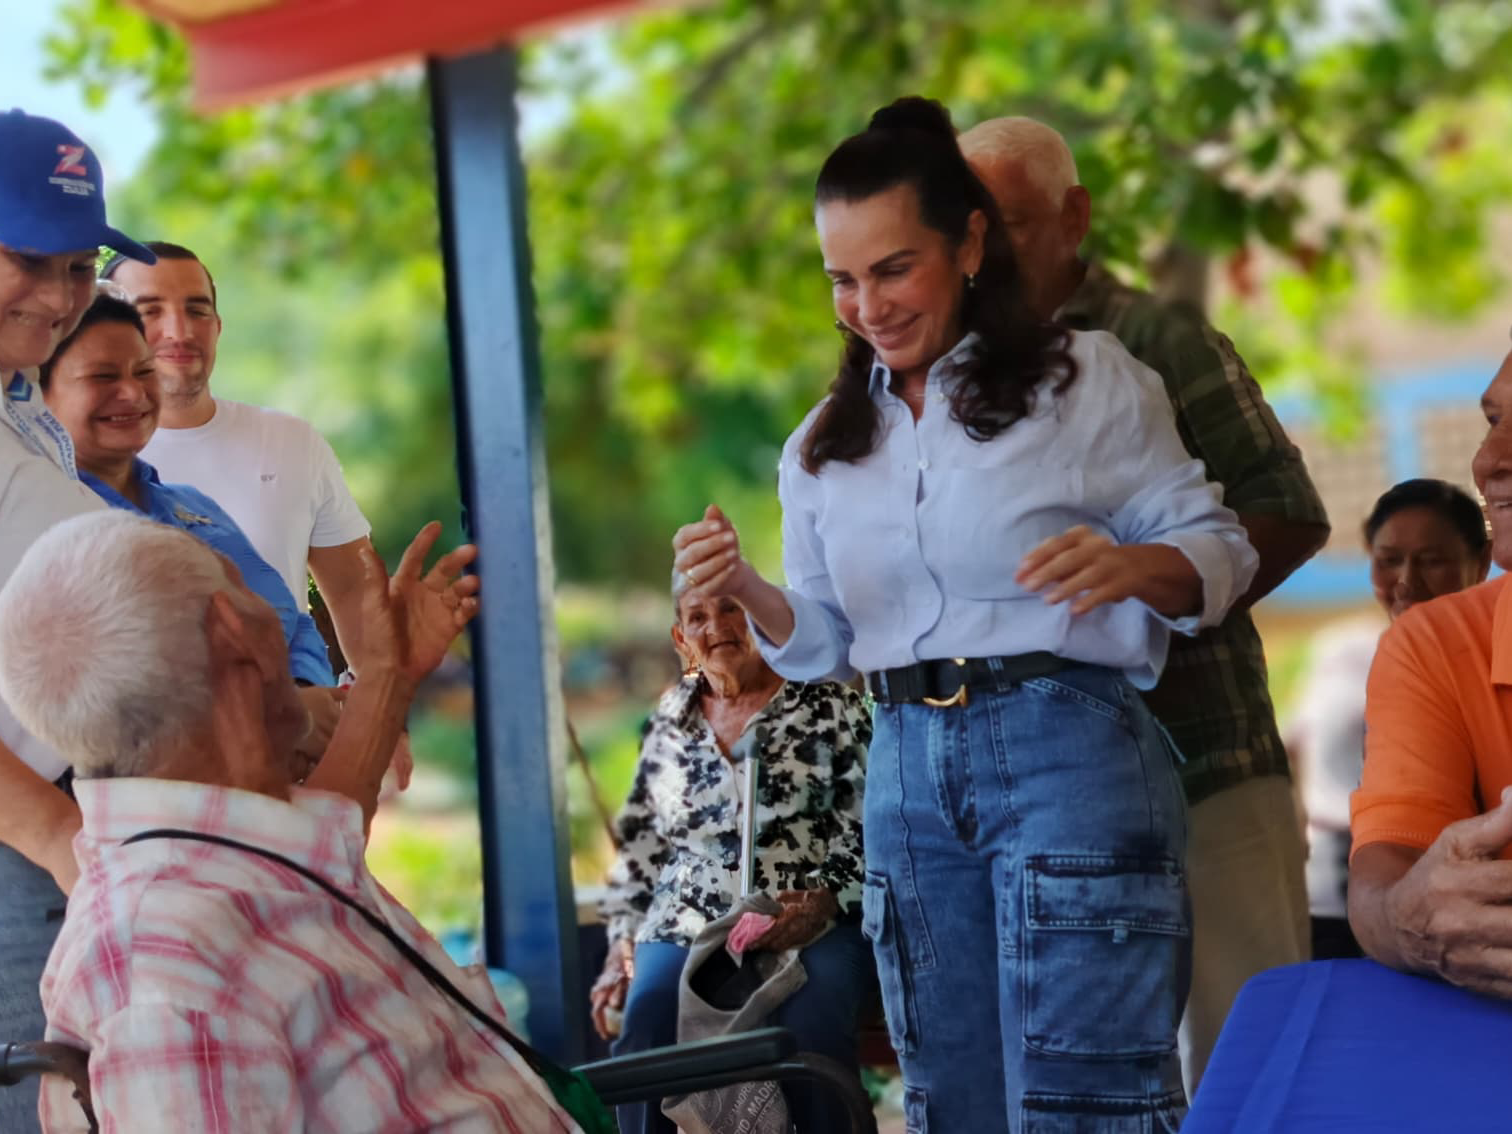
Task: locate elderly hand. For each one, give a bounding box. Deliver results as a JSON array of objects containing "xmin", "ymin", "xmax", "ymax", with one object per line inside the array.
[
  {"xmin": 589, "ymin": 937, "xmax": 635, "ymax": 1040},
  {"xmin": 1017, "ymin": 526, "xmax": 1201, "ymax": 619},
  {"xmin": 673, "ymin": 505, "xmax": 755, "ymax": 600},
  {"xmin": 1376, "ymin": 790, "xmax": 1512, "ymax": 998},
  {"xmin": 294, "ymin": 685, "xmax": 347, "ymax": 760},
  {"xmin": 749, "ymin": 889, "xmax": 839, "ymax": 954},
  {"xmin": 357, "ymin": 522, "xmax": 480, "ymax": 688}
]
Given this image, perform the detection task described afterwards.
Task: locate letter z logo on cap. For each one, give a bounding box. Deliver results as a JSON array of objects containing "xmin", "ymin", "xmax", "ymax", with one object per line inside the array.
[{"xmin": 53, "ymin": 144, "xmax": 88, "ymax": 177}]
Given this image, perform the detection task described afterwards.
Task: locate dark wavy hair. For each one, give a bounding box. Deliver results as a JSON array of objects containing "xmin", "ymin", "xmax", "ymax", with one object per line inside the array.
[
  {"xmin": 1363, "ymin": 478, "xmax": 1488, "ymax": 554},
  {"xmin": 800, "ymin": 97, "xmax": 1078, "ymax": 474},
  {"xmin": 38, "ymin": 293, "xmax": 145, "ymax": 390}
]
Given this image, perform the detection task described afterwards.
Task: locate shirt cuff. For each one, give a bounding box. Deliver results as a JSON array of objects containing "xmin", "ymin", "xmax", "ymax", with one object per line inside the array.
[
  {"xmin": 1349, "ymin": 795, "xmax": 1463, "ymax": 860},
  {"xmin": 1153, "ymin": 530, "xmax": 1257, "ymax": 633},
  {"xmin": 750, "ymin": 587, "xmax": 855, "ymax": 682}
]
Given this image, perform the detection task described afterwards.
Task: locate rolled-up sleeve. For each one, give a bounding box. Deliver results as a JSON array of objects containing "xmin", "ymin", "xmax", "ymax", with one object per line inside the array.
[
  {"xmin": 1097, "ymin": 340, "xmax": 1258, "ymax": 631},
  {"xmin": 751, "ymin": 452, "xmax": 857, "ymax": 682}
]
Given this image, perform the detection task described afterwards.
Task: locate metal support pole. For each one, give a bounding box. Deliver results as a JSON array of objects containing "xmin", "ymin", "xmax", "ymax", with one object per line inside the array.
[
  {"xmin": 739, "ymin": 758, "xmax": 759, "ymax": 898},
  {"xmin": 427, "ymin": 46, "xmax": 583, "ymax": 1062}
]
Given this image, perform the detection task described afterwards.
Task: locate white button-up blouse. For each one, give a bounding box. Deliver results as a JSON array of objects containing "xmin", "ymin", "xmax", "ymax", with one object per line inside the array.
[{"xmin": 759, "ymin": 330, "xmax": 1258, "ymax": 690}]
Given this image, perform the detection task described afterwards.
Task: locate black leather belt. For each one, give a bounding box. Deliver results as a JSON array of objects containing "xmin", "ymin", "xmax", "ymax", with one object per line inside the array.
[{"xmin": 867, "ymin": 652, "xmax": 1070, "ymax": 707}]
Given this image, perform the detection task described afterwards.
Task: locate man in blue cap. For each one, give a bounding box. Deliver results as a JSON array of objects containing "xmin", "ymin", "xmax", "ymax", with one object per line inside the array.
[{"xmin": 0, "ymin": 108, "xmax": 154, "ymax": 1131}]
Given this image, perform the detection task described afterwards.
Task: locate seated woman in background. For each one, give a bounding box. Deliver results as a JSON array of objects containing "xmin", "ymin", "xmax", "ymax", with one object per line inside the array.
[
  {"xmin": 1289, "ymin": 478, "xmax": 1490, "ymax": 958},
  {"xmin": 593, "ymin": 571, "xmax": 872, "ymax": 1134},
  {"xmin": 39, "ymin": 293, "xmax": 351, "ymax": 752}
]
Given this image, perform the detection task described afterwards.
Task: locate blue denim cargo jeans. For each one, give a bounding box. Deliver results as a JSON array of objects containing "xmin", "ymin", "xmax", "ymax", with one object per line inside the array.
[{"xmin": 863, "ymin": 665, "xmax": 1190, "ymax": 1133}]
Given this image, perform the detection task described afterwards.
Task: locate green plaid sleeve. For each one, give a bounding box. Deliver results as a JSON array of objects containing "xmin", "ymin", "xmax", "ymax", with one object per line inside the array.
[{"xmin": 1132, "ymin": 309, "xmax": 1328, "ymax": 525}]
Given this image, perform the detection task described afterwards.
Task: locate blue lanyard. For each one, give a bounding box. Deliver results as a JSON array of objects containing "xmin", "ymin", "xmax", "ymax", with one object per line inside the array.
[{"xmin": 3, "ymin": 373, "xmax": 78, "ymax": 480}]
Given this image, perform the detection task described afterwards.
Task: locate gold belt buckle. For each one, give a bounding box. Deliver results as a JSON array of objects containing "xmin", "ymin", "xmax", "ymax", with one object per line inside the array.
[{"xmin": 921, "ymin": 658, "xmax": 969, "ymax": 708}]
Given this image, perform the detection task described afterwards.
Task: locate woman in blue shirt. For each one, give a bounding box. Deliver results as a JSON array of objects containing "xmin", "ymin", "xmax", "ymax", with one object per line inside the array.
[
  {"xmin": 674, "ymin": 98, "xmax": 1257, "ymax": 1131},
  {"xmin": 39, "ymin": 293, "xmax": 335, "ymax": 693}
]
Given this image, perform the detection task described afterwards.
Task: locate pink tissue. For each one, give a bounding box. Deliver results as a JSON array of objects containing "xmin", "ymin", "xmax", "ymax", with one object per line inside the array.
[{"xmin": 727, "ymin": 912, "xmax": 777, "ymax": 958}]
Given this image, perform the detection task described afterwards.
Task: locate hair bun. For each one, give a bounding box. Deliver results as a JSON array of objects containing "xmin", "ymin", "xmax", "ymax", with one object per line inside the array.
[{"xmin": 868, "ymin": 97, "xmax": 956, "ymax": 141}]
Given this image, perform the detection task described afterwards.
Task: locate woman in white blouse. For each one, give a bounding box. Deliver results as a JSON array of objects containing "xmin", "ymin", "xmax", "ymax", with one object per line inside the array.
[{"xmin": 674, "ymin": 97, "xmax": 1256, "ymax": 1132}]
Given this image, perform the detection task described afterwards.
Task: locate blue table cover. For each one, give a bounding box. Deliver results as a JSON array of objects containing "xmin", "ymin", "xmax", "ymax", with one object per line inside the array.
[{"xmin": 1185, "ymin": 960, "xmax": 1512, "ymax": 1133}]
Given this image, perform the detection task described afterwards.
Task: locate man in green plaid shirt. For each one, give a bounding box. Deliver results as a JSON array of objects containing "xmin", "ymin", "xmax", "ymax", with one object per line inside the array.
[{"xmin": 963, "ymin": 118, "xmax": 1331, "ymax": 1096}]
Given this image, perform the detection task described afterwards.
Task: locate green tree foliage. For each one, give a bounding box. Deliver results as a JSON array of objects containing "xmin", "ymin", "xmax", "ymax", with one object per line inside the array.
[{"xmin": 45, "ymin": 0, "xmax": 1512, "ymax": 581}]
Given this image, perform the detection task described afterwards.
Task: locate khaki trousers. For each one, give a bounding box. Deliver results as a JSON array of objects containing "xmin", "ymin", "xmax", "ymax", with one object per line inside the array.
[{"xmin": 1179, "ymin": 775, "xmax": 1310, "ymax": 1097}]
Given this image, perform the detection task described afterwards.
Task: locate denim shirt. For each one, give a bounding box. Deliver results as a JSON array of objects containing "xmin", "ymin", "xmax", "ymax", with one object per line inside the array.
[
  {"xmin": 761, "ymin": 330, "xmax": 1257, "ymax": 690},
  {"xmin": 80, "ymin": 459, "xmax": 333, "ymax": 686}
]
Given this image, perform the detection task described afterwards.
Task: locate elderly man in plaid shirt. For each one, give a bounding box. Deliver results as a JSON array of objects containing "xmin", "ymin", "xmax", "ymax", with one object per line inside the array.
[
  {"xmin": 962, "ymin": 117, "xmax": 1331, "ymax": 1095},
  {"xmin": 0, "ymin": 511, "xmax": 579, "ymax": 1133}
]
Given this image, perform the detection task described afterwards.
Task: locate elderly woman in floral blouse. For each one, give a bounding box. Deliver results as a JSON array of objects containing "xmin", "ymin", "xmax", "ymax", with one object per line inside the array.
[{"xmin": 593, "ymin": 572, "xmax": 873, "ymax": 1134}]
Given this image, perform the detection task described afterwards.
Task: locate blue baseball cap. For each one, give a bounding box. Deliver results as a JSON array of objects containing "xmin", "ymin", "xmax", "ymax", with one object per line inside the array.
[{"xmin": 0, "ymin": 109, "xmax": 155, "ymax": 263}]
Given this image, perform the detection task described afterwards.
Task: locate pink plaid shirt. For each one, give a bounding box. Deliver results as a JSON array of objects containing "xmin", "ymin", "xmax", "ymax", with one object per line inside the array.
[{"xmin": 40, "ymin": 778, "xmax": 581, "ymax": 1133}]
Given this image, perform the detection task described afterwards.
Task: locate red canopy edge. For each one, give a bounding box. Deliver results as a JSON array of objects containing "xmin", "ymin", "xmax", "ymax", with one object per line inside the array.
[{"xmin": 156, "ymin": 0, "xmax": 639, "ymax": 109}]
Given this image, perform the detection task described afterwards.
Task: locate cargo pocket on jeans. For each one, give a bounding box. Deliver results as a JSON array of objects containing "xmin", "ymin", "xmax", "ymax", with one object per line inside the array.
[
  {"xmin": 1022, "ymin": 855, "xmax": 1188, "ymax": 1059},
  {"xmin": 903, "ymin": 1086, "xmax": 929, "ymax": 1133},
  {"xmin": 862, "ymin": 872, "xmax": 919, "ymax": 1057},
  {"xmin": 1021, "ymin": 1089, "xmax": 1187, "ymax": 1134}
]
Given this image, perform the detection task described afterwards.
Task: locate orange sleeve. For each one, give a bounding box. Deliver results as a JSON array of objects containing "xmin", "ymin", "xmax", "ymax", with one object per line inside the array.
[{"xmin": 1350, "ymin": 611, "xmax": 1480, "ymax": 855}]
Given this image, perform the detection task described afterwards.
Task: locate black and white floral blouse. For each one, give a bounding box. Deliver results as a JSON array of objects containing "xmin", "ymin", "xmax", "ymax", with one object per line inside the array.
[{"xmin": 600, "ymin": 675, "xmax": 870, "ymax": 950}]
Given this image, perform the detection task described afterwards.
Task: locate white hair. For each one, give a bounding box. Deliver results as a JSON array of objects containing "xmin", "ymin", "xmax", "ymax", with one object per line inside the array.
[
  {"xmin": 958, "ymin": 116, "xmax": 1080, "ymax": 205},
  {"xmin": 0, "ymin": 511, "xmax": 230, "ymax": 777}
]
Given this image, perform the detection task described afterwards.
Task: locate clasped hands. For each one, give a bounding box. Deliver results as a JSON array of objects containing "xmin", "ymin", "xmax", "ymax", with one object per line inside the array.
[{"xmin": 1375, "ymin": 789, "xmax": 1512, "ymax": 999}]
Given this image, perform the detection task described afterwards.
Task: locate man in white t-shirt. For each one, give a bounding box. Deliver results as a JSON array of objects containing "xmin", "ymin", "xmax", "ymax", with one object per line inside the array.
[{"xmin": 102, "ymin": 243, "xmax": 373, "ymax": 666}]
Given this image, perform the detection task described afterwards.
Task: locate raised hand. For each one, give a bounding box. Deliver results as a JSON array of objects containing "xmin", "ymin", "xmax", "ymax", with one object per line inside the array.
[
  {"xmin": 672, "ymin": 504, "xmax": 751, "ymax": 599},
  {"xmin": 357, "ymin": 522, "xmax": 480, "ymax": 687}
]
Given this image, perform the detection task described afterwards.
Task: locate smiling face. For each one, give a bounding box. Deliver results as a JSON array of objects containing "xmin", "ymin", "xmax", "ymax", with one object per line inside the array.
[
  {"xmin": 42, "ymin": 319, "xmax": 159, "ymax": 472},
  {"xmin": 1368, "ymin": 506, "xmax": 1488, "ymax": 620},
  {"xmin": 109, "ymin": 256, "xmax": 220, "ymax": 400},
  {"xmin": 1472, "ymin": 354, "xmax": 1512, "ymax": 571},
  {"xmin": 0, "ymin": 243, "xmax": 97, "ymax": 372},
  {"xmin": 818, "ymin": 183, "xmax": 985, "ymax": 389},
  {"xmin": 671, "ymin": 591, "xmax": 761, "ymax": 683}
]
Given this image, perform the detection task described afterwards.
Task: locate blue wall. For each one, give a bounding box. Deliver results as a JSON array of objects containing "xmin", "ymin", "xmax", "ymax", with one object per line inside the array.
[{"xmin": 1267, "ymin": 361, "xmax": 1497, "ymax": 608}]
